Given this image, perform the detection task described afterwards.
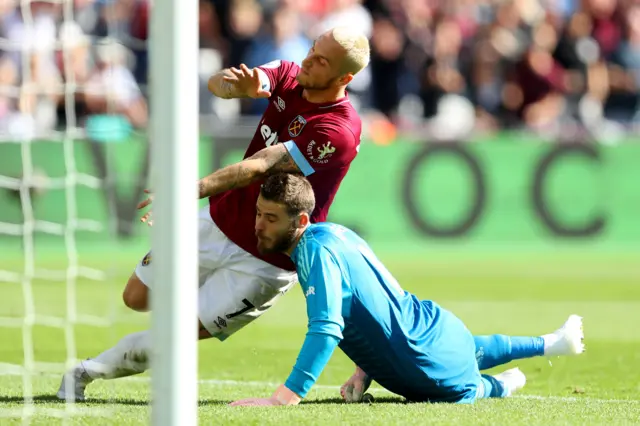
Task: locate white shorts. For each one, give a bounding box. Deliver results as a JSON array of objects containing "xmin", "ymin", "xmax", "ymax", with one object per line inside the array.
[{"xmin": 134, "ymin": 206, "xmax": 298, "ymax": 340}]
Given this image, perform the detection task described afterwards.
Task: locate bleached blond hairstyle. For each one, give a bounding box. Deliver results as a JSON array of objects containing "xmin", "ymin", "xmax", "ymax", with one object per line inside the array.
[{"xmin": 331, "ymin": 26, "xmax": 370, "ymax": 76}]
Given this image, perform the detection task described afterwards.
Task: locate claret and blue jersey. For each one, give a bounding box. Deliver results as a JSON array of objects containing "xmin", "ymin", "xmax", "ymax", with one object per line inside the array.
[{"xmin": 285, "ymin": 223, "xmax": 482, "ymax": 403}]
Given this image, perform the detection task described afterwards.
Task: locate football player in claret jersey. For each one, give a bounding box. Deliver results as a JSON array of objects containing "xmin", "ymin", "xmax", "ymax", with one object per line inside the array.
[
  {"xmin": 229, "ymin": 174, "xmax": 585, "ymax": 407},
  {"xmin": 57, "ymin": 27, "xmax": 370, "ymax": 401}
]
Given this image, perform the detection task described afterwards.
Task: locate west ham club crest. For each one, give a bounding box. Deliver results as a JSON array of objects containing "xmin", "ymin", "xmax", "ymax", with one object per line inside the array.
[{"xmin": 288, "ymin": 115, "xmax": 307, "ymax": 138}]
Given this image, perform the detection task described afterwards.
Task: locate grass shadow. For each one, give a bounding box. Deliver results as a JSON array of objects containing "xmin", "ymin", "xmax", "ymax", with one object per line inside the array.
[
  {"xmin": 197, "ymin": 397, "xmax": 406, "ymax": 407},
  {"xmin": 301, "ymin": 396, "xmax": 406, "ymax": 405},
  {"xmin": 0, "ymin": 395, "xmax": 408, "ymax": 407},
  {"xmin": 0, "ymin": 395, "xmax": 148, "ymax": 406},
  {"xmin": 198, "ymin": 399, "xmax": 233, "ymax": 406}
]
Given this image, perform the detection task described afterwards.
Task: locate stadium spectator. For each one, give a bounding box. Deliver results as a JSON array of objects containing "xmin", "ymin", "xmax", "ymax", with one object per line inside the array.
[
  {"xmin": 1, "ymin": 0, "xmax": 639, "ymax": 136},
  {"xmin": 84, "ymin": 39, "xmax": 147, "ymax": 129}
]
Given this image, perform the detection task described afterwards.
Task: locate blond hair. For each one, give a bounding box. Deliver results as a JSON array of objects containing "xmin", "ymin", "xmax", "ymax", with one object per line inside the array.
[{"xmin": 331, "ymin": 26, "xmax": 370, "ymax": 76}]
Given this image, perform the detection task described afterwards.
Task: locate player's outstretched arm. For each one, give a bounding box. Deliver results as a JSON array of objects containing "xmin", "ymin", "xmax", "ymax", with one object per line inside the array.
[
  {"xmin": 135, "ymin": 144, "xmax": 300, "ymax": 225},
  {"xmin": 197, "ymin": 143, "xmax": 301, "ymax": 199},
  {"xmin": 207, "ymin": 64, "xmax": 271, "ymax": 99},
  {"xmin": 229, "ymin": 323, "xmax": 341, "ymax": 407},
  {"xmin": 230, "ymin": 247, "xmax": 345, "ymax": 407}
]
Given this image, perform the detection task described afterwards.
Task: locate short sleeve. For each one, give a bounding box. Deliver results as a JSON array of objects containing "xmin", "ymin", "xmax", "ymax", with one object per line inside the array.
[
  {"xmin": 255, "ymin": 60, "xmax": 295, "ymax": 95},
  {"xmin": 283, "ymin": 122, "xmax": 358, "ymax": 177}
]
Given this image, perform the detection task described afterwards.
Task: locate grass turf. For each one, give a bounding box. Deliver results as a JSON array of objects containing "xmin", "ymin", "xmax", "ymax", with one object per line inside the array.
[{"xmin": 0, "ymin": 252, "xmax": 639, "ymax": 425}]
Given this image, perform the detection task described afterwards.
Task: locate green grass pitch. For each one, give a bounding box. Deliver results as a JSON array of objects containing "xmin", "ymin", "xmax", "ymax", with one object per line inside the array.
[{"xmin": 1, "ymin": 250, "xmax": 639, "ymax": 425}]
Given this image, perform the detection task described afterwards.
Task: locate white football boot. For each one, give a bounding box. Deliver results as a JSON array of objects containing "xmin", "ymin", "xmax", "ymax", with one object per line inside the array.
[
  {"xmin": 56, "ymin": 361, "xmax": 93, "ymax": 402},
  {"xmin": 493, "ymin": 367, "xmax": 527, "ymax": 397},
  {"xmin": 542, "ymin": 314, "xmax": 585, "ymax": 357}
]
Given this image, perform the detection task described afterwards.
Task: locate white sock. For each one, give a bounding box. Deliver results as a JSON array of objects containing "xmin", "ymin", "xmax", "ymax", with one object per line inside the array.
[
  {"xmin": 541, "ymin": 332, "xmax": 560, "ymax": 355},
  {"xmin": 82, "ymin": 330, "xmax": 151, "ymax": 380}
]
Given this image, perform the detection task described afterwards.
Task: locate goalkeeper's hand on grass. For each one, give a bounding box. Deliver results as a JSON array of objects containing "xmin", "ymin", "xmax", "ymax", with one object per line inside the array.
[
  {"xmin": 340, "ymin": 366, "xmax": 372, "ymax": 403},
  {"xmin": 228, "ymin": 397, "xmax": 281, "ymax": 407},
  {"xmin": 229, "ymin": 384, "xmax": 301, "ymax": 407}
]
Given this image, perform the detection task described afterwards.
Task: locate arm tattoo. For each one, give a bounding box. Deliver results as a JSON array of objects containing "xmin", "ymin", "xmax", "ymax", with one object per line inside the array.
[
  {"xmin": 260, "ymin": 146, "xmax": 301, "ymax": 175},
  {"xmin": 210, "ymin": 69, "xmax": 243, "ymax": 99},
  {"xmin": 219, "ymin": 79, "xmax": 235, "ymax": 99},
  {"xmin": 197, "ymin": 145, "xmax": 301, "ymax": 199}
]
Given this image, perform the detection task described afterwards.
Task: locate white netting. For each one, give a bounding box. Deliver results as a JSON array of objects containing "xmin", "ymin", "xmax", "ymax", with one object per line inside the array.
[{"xmin": 0, "ymin": 0, "xmax": 147, "ymax": 422}]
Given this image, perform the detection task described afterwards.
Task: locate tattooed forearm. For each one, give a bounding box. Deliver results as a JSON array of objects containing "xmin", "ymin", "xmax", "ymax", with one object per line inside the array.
[
  {"xmin": 252, "ymin": 144, "xmax": 300, "ymax": 175},
  {"xmin": 270, "ymin": 151, "xmax": 300, "ymax": 174},
  {"xmin": 198, "ymin": 161, "xmax": 255, "ymax": 199},
  {"xmin": 197, "ymin": 144, "xmax": 301, "ymax": 199},
  {"xmin": 219, "ymin": 80, "xmax": 235, "ymax": 99},
  {"xmin": 207, "ymin": 69, "xmax": 245, "ymax": 99}
]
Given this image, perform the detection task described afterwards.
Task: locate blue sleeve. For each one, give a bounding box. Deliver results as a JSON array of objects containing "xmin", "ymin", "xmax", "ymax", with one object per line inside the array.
[
  {"xmin": 284, "ymin": 141, "xmax": 315, "ymax": 177},
  {"xmin": 285, "ymin": 247, "xmax": 344, "ymax": 397}
]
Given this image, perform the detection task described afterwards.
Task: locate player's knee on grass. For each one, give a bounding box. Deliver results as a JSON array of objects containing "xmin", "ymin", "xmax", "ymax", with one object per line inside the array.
[{"xmin": 123, "ymin": 273, "xmax": 149, "ymax": 312}]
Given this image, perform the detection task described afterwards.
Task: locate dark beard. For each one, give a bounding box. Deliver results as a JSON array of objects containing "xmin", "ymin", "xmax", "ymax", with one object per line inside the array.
[
  {"xmin": 259, "ymin": 226, "xmax": 298, "ymax": 255},
  {"xmin": 271, "ymin": 226, "xmax": 298, "ymax": 253}
]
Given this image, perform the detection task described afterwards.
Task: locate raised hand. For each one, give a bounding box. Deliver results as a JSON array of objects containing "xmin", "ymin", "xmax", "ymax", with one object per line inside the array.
[{"xmin": 223, "ymin": 64, "xmax": 272, "ymax": 99}]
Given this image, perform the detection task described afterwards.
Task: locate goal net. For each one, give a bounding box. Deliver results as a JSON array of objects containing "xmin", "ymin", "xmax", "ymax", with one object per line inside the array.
[{"xmin": 0, "ymin": 0, "xmax": 198, "ymax": 423}]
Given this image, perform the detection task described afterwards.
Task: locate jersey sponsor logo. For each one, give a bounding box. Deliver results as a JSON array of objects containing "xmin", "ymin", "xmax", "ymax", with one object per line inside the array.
[
  {"xmin": 261, "ymin": 59, "xmax": 282, "ymax": 69},
  {"xmin": 142, "ymin": 251, "xmax": 152, "ymax": 266},
  {"xmin": 260, "ymin": 122, "xmax": 279, "ymax": 146},
  {"xmin": 274, "ymin": 96, "xmax": 285, "ymax": 112},
  {"xmin": 288, "ymin": 115, "xmax": 307, "ymax": 137},
  {"xmin": 305, "ymin": 286, "xmax": 315, "ymax": 297},
  {"xmin": 307, "ymin": 140, "xmax": 336, "ymax": 164}
]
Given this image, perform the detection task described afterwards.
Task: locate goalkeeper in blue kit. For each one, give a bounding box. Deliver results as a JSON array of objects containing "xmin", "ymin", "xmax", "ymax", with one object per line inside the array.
[{"xmin": 230, "ymin": 173, "xmax": 585, "ymax": 407}]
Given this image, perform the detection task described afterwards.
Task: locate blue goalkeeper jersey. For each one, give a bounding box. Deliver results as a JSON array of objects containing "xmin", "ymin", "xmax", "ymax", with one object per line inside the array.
[{"xmin": 284, "ymin": 223, "xmax": 480, "ymax": 403}]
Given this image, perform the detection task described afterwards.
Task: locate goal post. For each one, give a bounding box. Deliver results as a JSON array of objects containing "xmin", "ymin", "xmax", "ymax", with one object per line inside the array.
[{"xmin": 149, "ymin": 0, "xmax": 199, "ymax": 424}]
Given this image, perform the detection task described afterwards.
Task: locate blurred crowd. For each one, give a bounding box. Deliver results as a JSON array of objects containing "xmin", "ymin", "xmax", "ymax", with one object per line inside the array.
[
  {"xmin": 0, "ymin": 0, "xmax": 149, "ymax": 140},
  {"xmin": 1, "ymin": 0, "xmax": 639, "ymax": 141}
]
